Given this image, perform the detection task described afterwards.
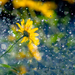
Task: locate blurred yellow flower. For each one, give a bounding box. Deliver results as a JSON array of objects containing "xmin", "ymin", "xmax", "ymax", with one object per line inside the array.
[
  {"xmin": 16, "ymin": 19, "xmax": 39, "ymax": 45},
  {"xmin": 41, "ymin": 10, "xmax": 54, "ymax": 18},
  {"xmin": 12, "ymin": 0, "xmax": 57, "ymax": 18},
  {"xmin": 10, "ymin": 25, "xmax": 18, "ymax": 32},
  {"xmin": 19, "ymin": 66, "xmax": 27, "ymax": 75},
  {"xmin": 16, "ymin": 66, "xmax": 27, "ymax": 75},
  {"xmin": 0, "ymin": 0, "xmax": 9, "ymax": 5},
  {"xmin": 7, "ymin": 35, "xmax": 16, "ymax": 41},
  {"xmin": 28, "ymin": 43, "xmax": 42, "ymax": 61},
  {"xmin": 16, "ymin": 51, "xmax": 26, "ymax": 59},
  {"xmin": 16, "ymin": 51, "xmax": 33, "ymax": 59},
  {"xmin": 12, "ymin": 66, "xmax": 27, "ymax": 74},
  {"xmin": 63, "ymin": 0, "xmax": 75, "ymax": 4}
]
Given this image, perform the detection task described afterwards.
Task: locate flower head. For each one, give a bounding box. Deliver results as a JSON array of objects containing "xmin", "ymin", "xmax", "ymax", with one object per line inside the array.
[
  {"xmin": 28, "ymin": 43, "xmax": 42, "ymax": 61},
  {"xmin": 63, "ymin": 0, "xmax": 75, "ymax": 4},
  {"xmin": 18, "ymin": 66, "xmax": 27, "ymax": 75},
  {"xmin": 0, "ymin": 0, "xmax": 9, "ymax": 5},
  {"xmin": 16, "ymin": 19, "xmax": 39, "ymax": 46},
  {"xmin": 12, "ymin": 0, "xmax": 57, "ymax": 18}
]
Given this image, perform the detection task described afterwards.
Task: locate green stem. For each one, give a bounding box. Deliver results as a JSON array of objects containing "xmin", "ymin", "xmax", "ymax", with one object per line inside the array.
[{"xmin": 0, "ymin": 36, "xmax": 24, "ymax": 58}]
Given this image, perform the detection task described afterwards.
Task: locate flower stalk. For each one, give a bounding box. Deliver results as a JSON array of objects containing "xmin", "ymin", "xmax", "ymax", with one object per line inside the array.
[{"xmin": 0, "ymin": 35, "xmax": 24, "ymax": 58}]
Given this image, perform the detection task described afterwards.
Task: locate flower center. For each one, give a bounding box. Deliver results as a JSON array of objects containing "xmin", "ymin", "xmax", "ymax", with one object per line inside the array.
[{"xmin": 23, "ymin": 31, "xmax": 29, "ymax": 37}]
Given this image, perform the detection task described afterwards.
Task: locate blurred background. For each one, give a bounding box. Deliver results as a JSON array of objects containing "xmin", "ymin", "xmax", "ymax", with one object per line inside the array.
[{"xmin": 0, "ymin": 0, "xmax": 75, "ymax": 75}]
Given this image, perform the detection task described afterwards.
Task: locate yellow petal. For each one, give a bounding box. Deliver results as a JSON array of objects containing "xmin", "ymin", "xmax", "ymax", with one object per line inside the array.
[
  {"xmin": 28, "ymin": 43, "xmax": 34, "ymax": 51},
  {"xmin": 21, "ymin": 37, "xmax": 28, "ymax": 43},
  {"xmin": 24, "ymin": 37, "xmax": 28, "ymax": 42},
  {"xmin": 21, "ymin": 19, "xmax": 25, "ymax": 27},
  {"xmin": 30, "ymin": 37, "xmax": 39, "ymax": 46},
  {"xmin": 28, "ymin": 21, "xmax": 33, "ymax": 30},
  {"xmin": 18, "ymin": 29, "xmax": 23, "ymax": 33},
  {"xmin": 30, "ymin": 33, "xmax": 39, "ymax": 37},
  {"xmin": 28, "ymin": 43, "xmax": 41, "ymax": 61},
  {"xmin": 34, "ymin": 38, "xmax": 40, "ymax": 45},
  {"xmin": 30, "ymin": 28, "xmax": 38, "ymax": 33},
  {"xmin": 33, "ymin": 50, "xmax": 41, "ymax": 61},
  {"xmin": 26, "ymin": 19, "xmax": 31, "ymax": 27},
  {"xmin": 29, "ymin": 40, "xmax": 32, "ymax": 44},
  {"xmin": 25, "ymin": 19, "xmax": 33, "ymax": 30},
  {"xmin": 21, "ymin": 37, "xmax": 26, "ymax": 43},
  {"xmin": 16, "ymin": 23, "xmax": 23, "ymax": 30}
]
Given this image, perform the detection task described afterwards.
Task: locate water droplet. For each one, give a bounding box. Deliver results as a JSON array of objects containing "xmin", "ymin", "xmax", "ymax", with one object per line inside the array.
[
  {"xmin": 19, "ymin": 44, "xmax": 21, "ymax": 46},
  {"xmin": 1, "ymin": 44, "xmax": 7, "ymax": 50}
]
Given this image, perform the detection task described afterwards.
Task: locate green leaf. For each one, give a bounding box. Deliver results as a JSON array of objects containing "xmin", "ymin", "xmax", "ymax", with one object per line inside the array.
[
  {"xmin": 45, "ymin": 33, "xmax": 65, "ymax": 47},
  {"xmin": 0, "ymin": 64, "xmax": 11, "ymax": 68},
  {"xmin": 66, "ymin": 37, "xmax": 75, "ymax": 47}
]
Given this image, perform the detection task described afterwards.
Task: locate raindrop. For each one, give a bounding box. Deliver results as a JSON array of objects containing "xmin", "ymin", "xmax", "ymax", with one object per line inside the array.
[
  {"xmin": 42, "ymin": 19, "xmax": 44, "ymax": 22},
  {"xmin": 17, "ymin": 61, "xmax": 21, "ymax": 64},
  {"xmin": 55, "ymin": 19, "xmax": 57, "ymax": 21},
  {"xmin": 47, "ymin": 34, "xmax": 50, "ymax": 38},
  {"xmin": 1, "ymin": 44, "xmax": 7, "ymax": 50},
  {"xmin": 49, "ymin": 27, "xmax": 51, "ymax": 29},
  {"xmin": 4, "ymin": 11, "xmax": 7, "ymax": 13},
  {"xmin": 26, "ymin": 7, "xmax": 28, "ymax": 10},
  {"xmin": 71, "ymin": 34, "xmax": 73, "ymax": 37},
  {"xmin": 12, "ymin": 33, "xmax": 15, "ymax": 37},
  {"xmin": 69, "ymin": 31, "xmax": 72, "ymax": 34},
  {"xmin": 50, "ymin": 15, "xmax": 51, "ymax": 17},
  {"xmin": 57, "ymin": 38, "xmax": 60, "ymax": 41},
  {"xmin": 44, "ymin": 40, "xmax": 46, "ymax": 43},
  {"xmin": 13, "ymin": 7, "xmax": 15, "ymax": 9},
  {"xmin": 62, "ymin": 45, "xmax": 64, "ymax": 48},
  {"xmin": 71, "ymin": 13, "xmax": 73, "ymax": 15},
  {"xmin": 19, "ymin": 49, "xmax": 21, "ymax": 52},
  {"xmin": 39, "ymin": 26, "xmax": 41, "ymax": 28},
  {"xmin": 64, "ymin": 11, "xmax": 69, "ymax": 15},
  {"xmin": 19, "ymin": 44, "xmax": 21, "ymax": 46}
]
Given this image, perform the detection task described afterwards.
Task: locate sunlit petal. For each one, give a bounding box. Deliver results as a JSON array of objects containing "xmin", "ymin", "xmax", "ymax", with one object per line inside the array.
[
  {"xmin": 30, "ymin": 33, "xmax": 39, "ymax": 36},
  {"xmin": 29, "ymin": 40, "xmax": 32, "ymax": 44},
  {"xmin": 25, "ymin": 37, "xmax": 28, "ymax": 42},
  {"xmin": 33, "ymin": 38, "xmax": 39, "ymax": 45},
  {"xmin": 30, "ymin": 28, "xmax": 38, "ymax": 33},
  {"xmin": 21, "ymin": 37, "xmax": 26, "ymax": 43},
  {"xmin": 18, "ymin": 29, "xmax": 23, "ymax": 33},
  {"xmin": 28, "ymin": 21, "xmax": 33, "ymax": 29},
  {"xmin": 21, "ymin": 19, "xmax": 25, "ymax": 27},
  {"xmin": 16, "ymin": 23, "xmax": 23, "ymax": 30},
  {"xmin": 26, "ymin": 19, "xmax": 31, "ymax": 27}
]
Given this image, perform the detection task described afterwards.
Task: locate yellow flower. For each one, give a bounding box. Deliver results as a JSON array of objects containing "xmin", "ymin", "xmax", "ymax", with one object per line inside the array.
[
  {"xmin": 16, "ymin": 19, "xmax": 39, "ymax": 45},
  {"xmin": 10, "ymin": 25, "xmax": 18, "ymax": 32},
  {"xmin": 16, "ymin": 51, "xmax": 33, "ymax": 59},
  {"xmin": 12, "ymin": 0, "xmax": 57, "ymax": 18},
  {"xmin": 12, "ymin": 0, "xmax": 27, "ymax": 8},
  {"xmin": 0, "ymin": 0, "xmax": 9, "ymax": 5},
  {"xmin": 16, "ymin": 51, "xmax": 26, "ymax": 59},
  {"xmin": 28, "ymin": 43, "xmax": 42, "ymax": 61},
  {"xmin": 18, "ymin": 66, "xmax": 27, "ymax": 75},
  {"xmin": 63, "ymin": 0, "xmax": 75, "ymax": 4},
  {"xmin": 12, "ymin": 66, "xmax": 27, "ymax": 75},
  {"xmin": 41, "ymin": 10, "xmax": 54, "ymax": 18},
  {"xmin": 12, "ymin": 0, "xmax": 56, "ymax": 9},
  {"xmin": 7, "ymin": 35, "xmax": 16, "ymax": 41}
]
